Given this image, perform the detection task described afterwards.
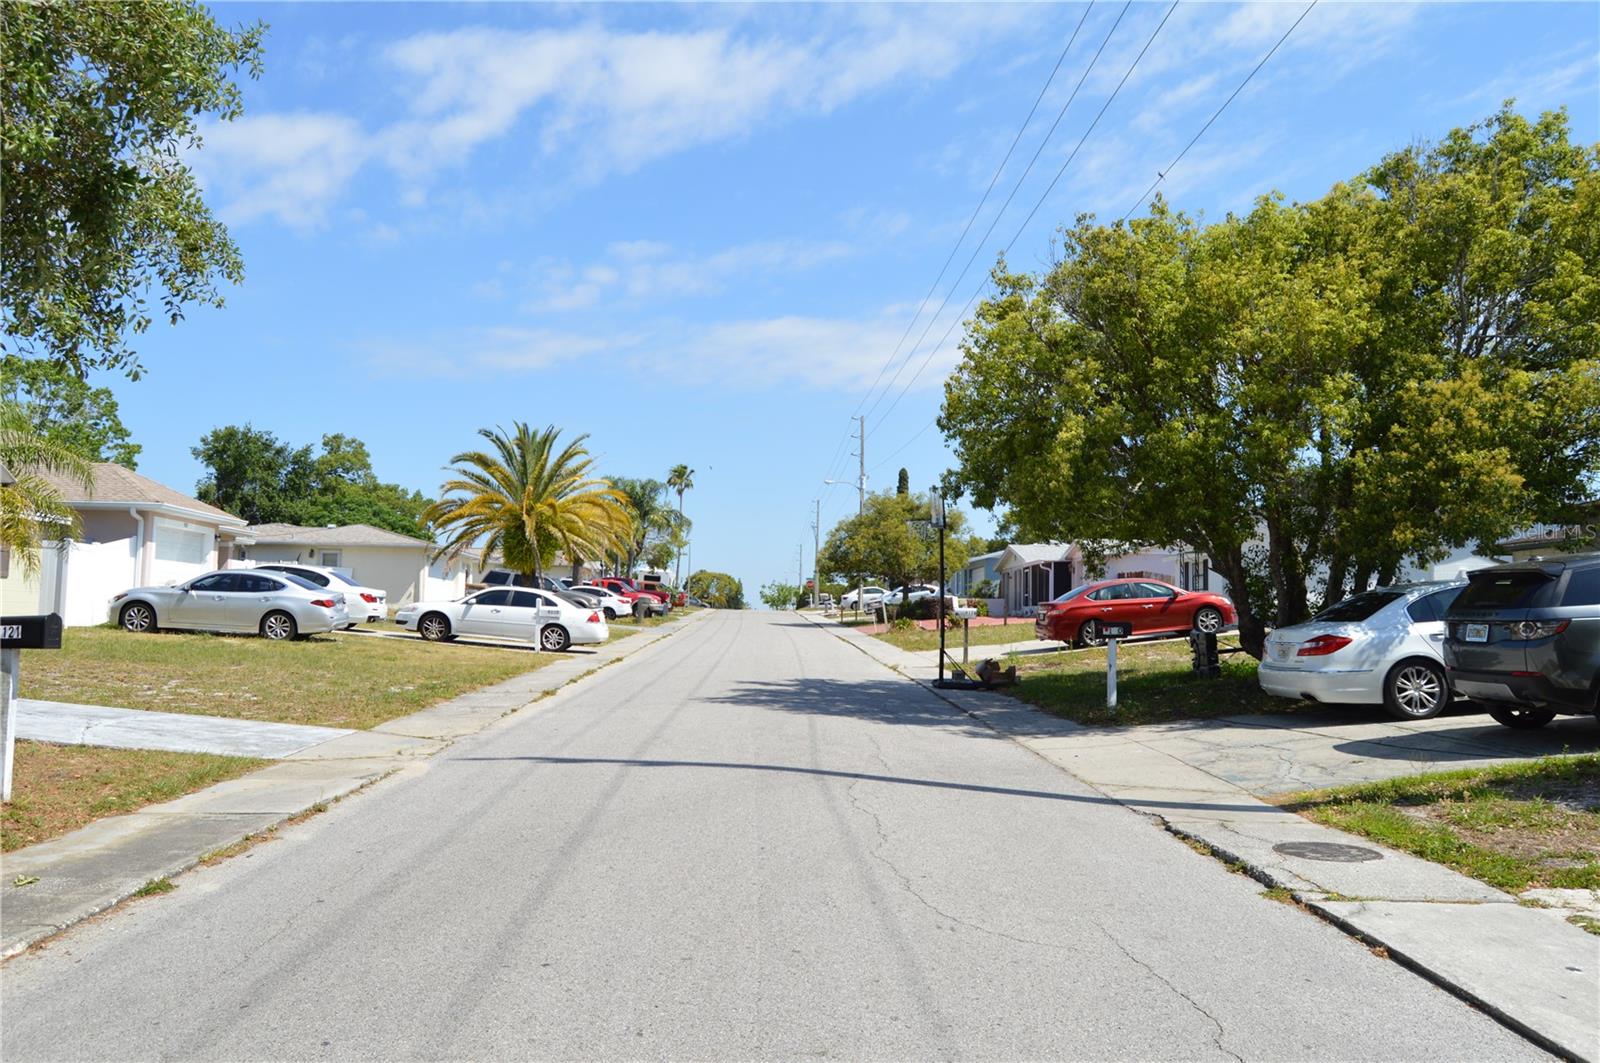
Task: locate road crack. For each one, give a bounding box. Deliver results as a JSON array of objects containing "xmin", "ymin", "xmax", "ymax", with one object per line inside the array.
[{"xmin": 1094, "ymin": 924, "xmax": 1243, "ymax": 1063}]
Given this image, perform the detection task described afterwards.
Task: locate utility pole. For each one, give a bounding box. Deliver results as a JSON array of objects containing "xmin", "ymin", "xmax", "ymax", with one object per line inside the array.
[
  {"xmin": 812, "ymin": 498, "xmax": 821, "ymax": 608},
  {"xmin": 855, "ymin": 415, "xmax": 866, "ymax": 621}
]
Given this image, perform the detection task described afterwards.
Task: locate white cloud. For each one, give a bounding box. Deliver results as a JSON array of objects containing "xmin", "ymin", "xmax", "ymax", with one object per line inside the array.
[
  {"xmin": 361, "ymin": 326, "xmax": 631, "ymax": 378},
  {"xmin": 524, "ymin": 238, "xmax": 853, "ymax": 312},
  {"xmin": 192, "ymin": 112, "xmax": 369, "ymax": 227}
]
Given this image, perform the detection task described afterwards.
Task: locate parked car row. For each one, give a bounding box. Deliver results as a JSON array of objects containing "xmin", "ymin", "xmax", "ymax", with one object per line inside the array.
[
  {"xmin": 108, "ymin": 567, "xmax": 692, "ymax": 651},
  {"xmin": 1257, "ymin": 553, "xmax": 1599, "ymax": 730}
]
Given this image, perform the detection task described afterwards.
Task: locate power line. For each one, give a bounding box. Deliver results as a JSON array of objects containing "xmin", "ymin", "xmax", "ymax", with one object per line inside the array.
[
  {"xmin": 863, "ymin": 1, "xmax": 1132, "ymax": 426},
  {"xmin": 852, "ymin": 3, "xmax": 1096, "ymax": 420},
  {"xmin": 1118, "ymin": 0, "xmax": 1317, "ymax": 224},
  {"xmin": 815, "ymin": 6, "xmax": 1098, "ymax": 494},
  {"xmin": 873, "ymin": 0, "xmax": 1180, "ymax": 430}
]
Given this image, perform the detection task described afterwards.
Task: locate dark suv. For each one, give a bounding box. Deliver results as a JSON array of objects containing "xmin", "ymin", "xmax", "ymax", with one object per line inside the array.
[{"xmin": 1443, "ymin": 553, "xmax": 1600, "ymax": 729}]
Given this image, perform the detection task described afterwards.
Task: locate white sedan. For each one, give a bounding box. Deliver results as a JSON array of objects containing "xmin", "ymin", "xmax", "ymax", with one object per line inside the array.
[
  {"xmin": 839, "ymin": 585, "xmax": 889, "ymax": 610},
  {"xmin": 882, "ymin": 584, "xmax": 938, "ymax": 607},
  {"xmin": 1257, "ymin": 581, "xmax": 1464, "ymax": 720},
  {"xmin": 394, "ymin": 587, "xmax": 607, "ymax": 652},
  {"xmin": 567, "ymin": 584, "xmax": 633, "ymax": 620},
  {"xmin": 254, "ymin": 562, "xmax": 387, "ymax": 624}
]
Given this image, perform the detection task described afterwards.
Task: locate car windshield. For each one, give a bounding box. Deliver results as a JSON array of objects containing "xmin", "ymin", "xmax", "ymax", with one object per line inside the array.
[
  {"xmin": 279, "ymin": 572, "xmax": 321, "ymax": 591},
  {"xmin": 1311, "ymin": 591, "xmax": 1402, "ymax": 622},
  {"xmin": 1452, "ymin": 571, "xmax": 1556, "ymax": 610},
  {"xmin": 325, "ymin": 571, "xmax": 359, "ymax": 587},
  {"xmin": 1051, "ymin": 584, "xmax": 1092, "ymax": 603}
]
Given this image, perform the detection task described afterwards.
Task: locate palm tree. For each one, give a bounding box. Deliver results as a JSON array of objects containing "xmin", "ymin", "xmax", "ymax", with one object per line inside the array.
[
  {"xmin": 0, "ymin": 399, "xmax": 92, "ymax": 575},
  {"xmin": 425, "ymin": 423, "xmax": 633, "ymax": 582},
  {"xmin": 611, "ymin": 476, "xmax": 677, "ymax": 577},
  {"xmin": 666, "ymin": 463, "xmax": 694, "ymax": 584}
]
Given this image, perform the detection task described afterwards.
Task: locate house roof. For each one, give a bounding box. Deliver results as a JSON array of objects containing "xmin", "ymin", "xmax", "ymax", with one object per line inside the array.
[
  {"xmin": 246, "ymin": 522, "xmax": 431, "ymax": 549},
  {"xmin": 35, "ymin": 462, "xmax": 244, "ymax": 527},
  {"xmin": 962, "ymin": 549, "xmax": 1005, "ymax": 567},
  {"xmin": 997, "ymin": 543, "xmax": 1075, "ymax": 569}
]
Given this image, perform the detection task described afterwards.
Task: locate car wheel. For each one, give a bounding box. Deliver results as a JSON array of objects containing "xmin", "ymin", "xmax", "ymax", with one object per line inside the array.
[
  {"xmin": 119, "ymin": 602, "xmax": 157, "ymax": 633},
  {"xmin": 419, "ymin": 613, "xmax": 452, "ymax": 642},
  {"xmin": 1078, "ymin": 620, "xmax": 1105, "ymax": 648},
  {"xmin": 260, "ymin": 611, "xmax": 297, "ymax": 641},
  {"xmin": 1485, "ymin": 704, "xmax": 1557, "ymax": 729},
  {"xmin": 603, "ymin": 607, "xmax": 617, "ymax": 621},
  {"xmin": 539, "ymin": 624, "xmax": 571, "ymax": 652},
  {"xmin": 1384, "ymin": 660, "xmax": 1448, "ymax": 720},
  {"xmin": 1193, "ymin": 606, "xmax": 1224, "ymax": 634}
]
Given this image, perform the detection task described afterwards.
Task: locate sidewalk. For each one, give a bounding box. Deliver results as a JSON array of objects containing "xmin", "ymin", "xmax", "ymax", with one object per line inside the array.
[
  {"xmin": 801, "ymin": 612, "xmax": 1600, "ymax": 1063},
  {"xmin": 1, "ymin": 609, "xmax": 712, "ymax": 960}
]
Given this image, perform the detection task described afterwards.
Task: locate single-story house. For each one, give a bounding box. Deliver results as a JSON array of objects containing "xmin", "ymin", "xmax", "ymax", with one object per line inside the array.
[
  {"xmin": 950, "ymin": 549, "xmax": 1003, "ymax": 598},
  {"xmin": 0, "ymin": 463, "xmax": 252, "ymax": 626},
  {"xmin": 240, "ymin": 523, "xmax": 459, "ymax": 606}
]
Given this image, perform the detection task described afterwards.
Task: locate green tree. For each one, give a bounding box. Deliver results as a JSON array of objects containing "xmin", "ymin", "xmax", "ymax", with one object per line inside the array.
[
  {"xmin": 941, "ymin": 106, "xmax": 1600, "ymax": 658},
  {"xmin": 896, "ymin": 467, "xmax": 909, "ymax": 495},
  {"xmin": 612, "ymin": 476, "xmax": 686, "ymax": 577},
  {"xmin": 760, "ymin": 581, "xmax": 803, "ymax": 610},
  {"xmin": 666, "ymin": 463, "xmax": 694, "ymax": 583},
  {"xmin": 0, "ymin": 355, "xmax": 140, "ymax": 466},
  {"xmin": 192, "ymin": 426, "xmax": 431, "ymax": 535},
  {"xmin": 0, "ymin": 400, "xmax": 92, "ymax": 574},
  {"xmin": 426, "ymin": 423, "xmax": 633, "ymax": 582},
  {"xmin": 819, "ymin": 490, "xmax": 970, "ymax": 592},
  {"xmin": 688, "ymin": 570, "xmax": 745, "ymax": 609},
  {"xmin": 2, "ymin": 1, "xmax": 265, "ymax": 378}
]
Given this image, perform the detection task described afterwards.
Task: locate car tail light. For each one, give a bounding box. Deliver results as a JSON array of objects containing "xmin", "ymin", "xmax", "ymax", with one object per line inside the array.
[
  {"xmin": 1506, "ymin": 619, "xmax": 1569, "ymax": 640},
  {"xmin": 310, "ymin": 598, "xmax": 336, "ymax": 608},
  {"xmin": 1297, "ymin": 635, "xmax": 1352, "ymax": 656},
  {"xmin": 361, "ymin": 593, "xmax": 378, "ymax": 603},
  {"xmin": 587, "ymin": 611, "xmax": 601, "ymax": 623}
]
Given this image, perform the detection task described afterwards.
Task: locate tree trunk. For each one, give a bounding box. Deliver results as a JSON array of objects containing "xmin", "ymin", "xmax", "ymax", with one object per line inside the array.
[
  {"xmin": 1322, "ymin": 550, "xmax": 1350, "ymax": 612},
  {"xmin": 1208, "ymin": 543, "xmax": 1267, "ymax": 660}
]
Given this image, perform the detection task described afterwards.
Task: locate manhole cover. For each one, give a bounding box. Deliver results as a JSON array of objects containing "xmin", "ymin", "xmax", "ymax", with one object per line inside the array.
[{"xmin": 1273, "ymin": 841, "xmax": 1383, "ymax": 863}]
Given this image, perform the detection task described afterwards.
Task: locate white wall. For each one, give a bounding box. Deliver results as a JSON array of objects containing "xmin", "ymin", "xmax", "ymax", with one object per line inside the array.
[{"xmin": 63, "ymin": 538, "xmax": 139, "ymax": 626}]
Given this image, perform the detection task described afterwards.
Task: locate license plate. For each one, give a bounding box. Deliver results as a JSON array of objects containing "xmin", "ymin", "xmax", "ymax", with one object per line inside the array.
[
  {"xmin": 1463, "ymin": 623, "xmax": 1489, "ymax": 643},
  {"xmin": 1271, "ymin": 643, "xmax": 1291, "ymax": 661}
]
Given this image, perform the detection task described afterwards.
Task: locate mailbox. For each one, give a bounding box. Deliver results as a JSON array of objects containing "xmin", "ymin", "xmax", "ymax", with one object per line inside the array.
[
  {"xmin": 0, "ymin": 613, "xmax": 63, "ymax": 650},
  {"xmin": 1190, "ymin": 629, "xmax": 1220, "ymax": 677},
  {"xmin": 1100, "ymin": 621, "xmax": 1132, "ymax": 640},
  {"xmin": 952, "ymin": 606, "xmax": 978, "ymax": 620}
]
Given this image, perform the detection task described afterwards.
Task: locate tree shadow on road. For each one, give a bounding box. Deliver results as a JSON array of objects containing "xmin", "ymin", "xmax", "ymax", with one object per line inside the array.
[{"xmin": 698, "ymin": 676, "xmax": 1002, "ymax": 737}]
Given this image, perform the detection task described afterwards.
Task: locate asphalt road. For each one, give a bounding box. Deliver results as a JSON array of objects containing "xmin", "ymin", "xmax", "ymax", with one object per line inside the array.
[{"xmin": 1, "ymin": 610, "xmax": 1549, "ymax": 1061}]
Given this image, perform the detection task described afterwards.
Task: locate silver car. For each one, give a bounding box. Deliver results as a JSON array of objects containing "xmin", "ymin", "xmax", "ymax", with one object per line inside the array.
[{"xmin": 109, "ymin": 569, "xmax": 349, "ymax": 640}]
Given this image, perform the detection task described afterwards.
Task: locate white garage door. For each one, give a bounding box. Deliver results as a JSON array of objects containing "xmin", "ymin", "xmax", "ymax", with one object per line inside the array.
[{"xmin": 150, "ymin": 518, "xmax": 214, "ymax": 585}]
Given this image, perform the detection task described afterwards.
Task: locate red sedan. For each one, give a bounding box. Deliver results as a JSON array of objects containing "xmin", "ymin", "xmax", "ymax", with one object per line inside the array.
[{"xmin": 1035, "ymin": 578, "xmax": 1236, "ymax": 647}]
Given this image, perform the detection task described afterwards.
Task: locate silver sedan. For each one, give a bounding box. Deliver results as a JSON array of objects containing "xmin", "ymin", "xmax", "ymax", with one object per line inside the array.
[{"xmin": 109, "ymin": 570, "xmax": 349, "ymax": 640}]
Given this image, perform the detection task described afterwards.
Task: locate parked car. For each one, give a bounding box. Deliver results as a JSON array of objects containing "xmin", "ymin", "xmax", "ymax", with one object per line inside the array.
[
  {"xmin": 393, "ymin": 587, "xmax": 607, "ymax": 652},
  {"xmin": 253, "ymin": 562, "xmax": 387, "ymax": 625},
  {"xmin": 1443, "ymin": 554, "xmax": 1600, "ymax": 729},
  {"xmin": 476, "ymin": 569, "xmax": 567, "ymax": 593},
  {"xmin": 110, "ymin": 570, "xmax": 349, "ymax": 640},
  {"xmin": 566, "ymin": 584, "xmax": 632, "ymax": 620},
  {"xmin": 1257, "ymin": 581, "xmax": 1464, "ymax": 720},
  {"xmin": 839, "ymin": 586, "xmax": 889, "ymax": 610},
  {"xmin": 592, "ymin": 577, "xmax": 669, "ymax": 615},
  {"xmin": 1036, "ymin": 578, "xmax": 1236, "ymax": 647},
  {"xmin": 883, "ymin": 584, "xmax": 938, "ymax": 607}
]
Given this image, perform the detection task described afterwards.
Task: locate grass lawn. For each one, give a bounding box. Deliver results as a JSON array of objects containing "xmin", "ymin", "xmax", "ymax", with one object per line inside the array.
[
  {"xmin": 999, "ymin": 636, "xmax": 1308, "ymax": 726},
  {"xmin": 20, "ymin": 625, "xmax": 558, "ymax": 731},
  {"xmin": 873, "ymin": 620, "xmax": 1041, "ymax": 653},
  {"xmin": 1275, "ymin": 756, "xmax": 1600, "ymax": 905},
  {"xmin": 2, "ymin": 740, "xmax": 266, "ymax": 852}
]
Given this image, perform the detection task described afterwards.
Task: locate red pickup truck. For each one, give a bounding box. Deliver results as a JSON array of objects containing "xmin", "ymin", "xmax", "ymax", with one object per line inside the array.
[{"xmin": 593, "ymin": 577, "xmax": 670, "ymax": 614}]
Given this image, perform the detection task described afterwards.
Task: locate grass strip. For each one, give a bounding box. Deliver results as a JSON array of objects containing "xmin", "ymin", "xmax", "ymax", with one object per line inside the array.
[
  {"xmin": 2, "ymin": 740, "xmax": 267, "ymax": 852},
  {"xmin": 1274, "ymin": 755, "xmax": 1600, "ymax": 894}
]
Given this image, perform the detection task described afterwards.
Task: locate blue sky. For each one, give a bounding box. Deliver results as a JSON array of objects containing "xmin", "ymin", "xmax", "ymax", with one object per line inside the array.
[{"xmin": 98, "ymin": 1, "xmax": 1597, "ymax": 593}]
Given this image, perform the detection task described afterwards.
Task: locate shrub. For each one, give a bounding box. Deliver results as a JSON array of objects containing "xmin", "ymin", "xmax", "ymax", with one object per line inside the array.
[{"xmin": 891, "ymin": 617, "xmax": 917, "ymax": 632}]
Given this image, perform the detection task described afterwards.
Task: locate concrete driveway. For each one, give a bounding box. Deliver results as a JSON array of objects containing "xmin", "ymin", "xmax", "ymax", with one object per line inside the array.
[{"xmin": 1029, "ymin": 700, "xmax": 1599, "ymax": 796}]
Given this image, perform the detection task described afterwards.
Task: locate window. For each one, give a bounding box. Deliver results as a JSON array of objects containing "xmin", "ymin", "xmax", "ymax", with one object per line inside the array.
[
  {"xmin": 511, "ymin": 590, "xmax": 544, "ymax": 609},
  {"xmin": 278, "ymin": 572, "xmax": 320, "ymax": 591},
  {"xmin": 188, "ymin": 574, "xmax": 233, "ymax": 592},
  {"xmin": 1312, "ymin": 591, "xmax": 1402, "ymax": 622},
  {"xmin": 472, "ymin": 589, "xmax": 511, "ymax": 606},
  {"xmin": 244, "ymin": 574, "xmax": 287, "ymax": 593},
  {"xmin": 269, "ymin": 566, "xmax": 328, "ymax": 587},
  {"xmin": 319, "ymin": 550, "xmax": 342, "ymax": 569},
  {"xmin": 1052, "ymin": 584, "xmax": 1092, "ymax": 603},
  {"xmin": 1453, "ymin": 572, "xmax": 1556, "ymax": 610},
  {"xmin": 1138, "ymin": 582, "xmax": 1178, "ymax": 599},
  {"xmin": 1561, "ymin": 566, "xmax": 1600, "ymax": 607}
]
